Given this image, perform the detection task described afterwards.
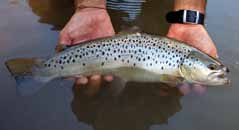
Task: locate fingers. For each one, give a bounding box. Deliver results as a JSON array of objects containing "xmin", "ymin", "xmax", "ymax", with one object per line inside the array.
[
  {"xmin": 177, "ymin": 83, "xmax": 207, "ymax": 95},
  {"xmin": 59, "ymin": 30, "xmax": 72, "ymax": 45},
  {"xmin": 104, "ymin": 75, "xmax": 114, "ymax": 82},
  {"xmin": 75, "ymin": 76, "xmax": 88, "ymax": 85},
  {"xmin": 192, "ymin": 84, "xmax": 207, "ymax": 95},
  {"xmin": 74, "ymin": 74, "xmax": 114, "ymax": 86}
]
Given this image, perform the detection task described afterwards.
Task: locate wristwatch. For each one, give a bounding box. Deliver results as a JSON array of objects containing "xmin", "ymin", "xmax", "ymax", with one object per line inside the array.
[{"xmin": 166, "ymin": 10, "xmax": 205, "ymax": 25}]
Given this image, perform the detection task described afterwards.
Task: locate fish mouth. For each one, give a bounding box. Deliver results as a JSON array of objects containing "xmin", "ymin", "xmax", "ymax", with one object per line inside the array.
[{"xmin": 208, "ymin": 67, "xmax": 230, "ymax": 85}]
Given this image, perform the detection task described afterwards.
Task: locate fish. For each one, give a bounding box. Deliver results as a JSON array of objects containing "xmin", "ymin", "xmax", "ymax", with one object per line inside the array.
[{"xmin": 5, "ymin": 33, "xmax": 230, "ymax": 95}]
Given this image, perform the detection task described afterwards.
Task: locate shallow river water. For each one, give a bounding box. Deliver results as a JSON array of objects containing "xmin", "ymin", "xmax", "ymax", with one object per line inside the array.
[{"xmin": 0, "ymin": 0, "xmax": 239, "ymax": 130}]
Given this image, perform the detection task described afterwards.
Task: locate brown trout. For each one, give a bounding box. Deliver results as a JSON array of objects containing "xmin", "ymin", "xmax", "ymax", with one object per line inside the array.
[{"xmin": 5, "ymin": 33, "xmax": 230, "ymax": 95}]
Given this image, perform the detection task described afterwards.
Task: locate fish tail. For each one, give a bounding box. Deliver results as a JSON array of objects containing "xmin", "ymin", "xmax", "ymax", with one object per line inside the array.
[{"xmin": 5, "ymin": 58, "xmax": 49, "ymax": 96}]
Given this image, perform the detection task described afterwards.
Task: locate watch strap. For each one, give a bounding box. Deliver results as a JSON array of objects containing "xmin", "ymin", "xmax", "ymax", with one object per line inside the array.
[{"xmin": 166, "ymin": 10, "xmax": 205, "ymax": 25}]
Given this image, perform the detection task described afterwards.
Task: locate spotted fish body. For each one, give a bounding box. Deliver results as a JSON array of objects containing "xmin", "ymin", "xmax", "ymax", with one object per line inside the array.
[
  {"xmin": 5, "ymin": 33, "xmax": 230, "ymax": 95},
  {"xmin": 39, "ymin": 33, "xmax": 192, "ymax": 82}
]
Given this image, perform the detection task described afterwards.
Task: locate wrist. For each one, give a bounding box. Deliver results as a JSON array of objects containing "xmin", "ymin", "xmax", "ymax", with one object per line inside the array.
[
  {"xmin": 75, "ymin": 6, "xmax": 106, "ymax": 13},
  {"xmin": 74, "ymin": 0, "xmax": 106, "ymax": 12},
  {"xmin": 174, "ymin": 0, "xmax": 206, "ymax": 13}
]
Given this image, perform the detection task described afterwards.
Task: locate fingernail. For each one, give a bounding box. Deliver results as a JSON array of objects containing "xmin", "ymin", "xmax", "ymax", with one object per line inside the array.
[
  {"xmin": 90, "ymin": 75, "xmax": 101, "ymax": 81},
  {"xmin": 76, "ymin": 78, "xmax": 88, "ymax": 85},
  {"xmin": 104, "ymin": 75, "xmax": 114, "ymax": 82}
]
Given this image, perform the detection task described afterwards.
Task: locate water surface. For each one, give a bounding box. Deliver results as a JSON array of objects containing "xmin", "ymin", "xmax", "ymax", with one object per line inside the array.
[{"xmin": 0, "ymin": 0, "xmax": 239, "ymax": 130}]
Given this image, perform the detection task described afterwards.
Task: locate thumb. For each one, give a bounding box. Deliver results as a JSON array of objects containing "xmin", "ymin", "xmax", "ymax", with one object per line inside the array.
[{"xmin": 59, "ymin": 31, "xmax": 72, "ymax": 45}]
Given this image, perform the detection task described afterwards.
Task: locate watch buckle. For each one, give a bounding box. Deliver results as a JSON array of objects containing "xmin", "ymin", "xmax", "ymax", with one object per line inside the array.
[{"xmin": 183, "ymin": 10, "xmax": 200, "ymax": 24}]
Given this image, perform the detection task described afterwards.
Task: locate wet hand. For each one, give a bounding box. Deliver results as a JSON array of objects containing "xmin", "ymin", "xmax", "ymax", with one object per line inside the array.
[
  {"xmin": 59, "ymin": 8, "xmax": 115, "ymax": 85},
  {"xmin": 59, "ymin": 8, "xmax": 115, "ymax": 45},
  {"xmin": 167, "ymin": 23, "xmax": 218, "ymax": 58}
]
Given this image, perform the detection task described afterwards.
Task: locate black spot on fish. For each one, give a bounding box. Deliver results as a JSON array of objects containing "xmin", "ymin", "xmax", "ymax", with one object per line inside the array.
[
  {"xmin": 161, "ymin": 66, "xmax": 164, "ymax": 70},
  {"xmin": 82, "ymin": 63, "xmax": 86, "ymax": 66},
  {"xmin": 72, "ymin": 59, "xmax": 75, "ymax": 63},
  {"xmin": 114, "ymin": 57, "xmax": 117, "ymax": 61},
  {"xmin": 102, "ymin": 52, "xmax": 105, "ymax": 55},
  {"xmin": 61, "ymin": 66, "xmax": 64, "ymax": 69},
  {"xmin": 101, "ymin": 62, "xmax": 104, "ymax": 66}
]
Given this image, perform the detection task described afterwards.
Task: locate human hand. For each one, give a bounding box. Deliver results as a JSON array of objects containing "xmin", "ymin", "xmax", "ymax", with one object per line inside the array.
[
  {"xmin": 167, "ymin": 23, "xmax": 218, "ymax": 94},
  {"xmin": 59, "ymin": 8, "xmax": 115, "ymax": 86},
  {"xmin": 59, "ymin": 8, "xmax": 115, "ymax": 45},
  {"xmin": 167, "ymin": 23, "xmax": 218, "ymax": 58}
]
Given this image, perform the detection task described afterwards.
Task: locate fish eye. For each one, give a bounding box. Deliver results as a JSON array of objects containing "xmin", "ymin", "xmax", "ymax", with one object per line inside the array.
[{"xmin": 208, "ymin": 64, "xmax": 217, "ymax": 70}]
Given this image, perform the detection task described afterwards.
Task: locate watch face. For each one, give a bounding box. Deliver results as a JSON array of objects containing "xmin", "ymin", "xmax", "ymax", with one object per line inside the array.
[{"xmin": 186, "ymin": 11, "xmax": 197, "ymax": 23}]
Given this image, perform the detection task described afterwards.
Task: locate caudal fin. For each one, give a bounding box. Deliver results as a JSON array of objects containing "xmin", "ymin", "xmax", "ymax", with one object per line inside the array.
[{"xmin": 5, "ymin": 58, "xmax": 49, "ymax": 96}]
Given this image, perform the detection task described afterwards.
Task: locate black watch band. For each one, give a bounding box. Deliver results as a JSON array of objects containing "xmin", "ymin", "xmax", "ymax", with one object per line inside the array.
[{"xmin": 166, "ymin": 10, "xmax": 205, "ymax": 25}]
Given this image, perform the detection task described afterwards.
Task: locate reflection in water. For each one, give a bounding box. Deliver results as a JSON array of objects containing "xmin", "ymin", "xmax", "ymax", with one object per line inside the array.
[
  {"xmin": 71, "ymin": 80, "xmax": 183, "ymax": 130},
  {"xmin": 27, "ymin": 0, "xmax": 74, "ymax": 30},
  {"xmin": 27, "ymin": 0, "xmax": 173, "ymax": 34},
  {"xmin": 107, "ymin": 0, "xmax": 146, "ymax": 22},
  {"xmin": 107, "ymin": 0, "xmax": 173, "ymax": 34}
]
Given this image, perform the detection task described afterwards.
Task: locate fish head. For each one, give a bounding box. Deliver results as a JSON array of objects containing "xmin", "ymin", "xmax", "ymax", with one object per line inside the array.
[{"xmin": 179, "ymin": 50, "xmax": 230, "ymax": 86}]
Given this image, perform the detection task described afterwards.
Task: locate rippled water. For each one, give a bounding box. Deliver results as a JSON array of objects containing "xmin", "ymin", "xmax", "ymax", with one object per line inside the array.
[{"xmin": 0, "ymin": 0, "xmax": 239, "ymax": 130}]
